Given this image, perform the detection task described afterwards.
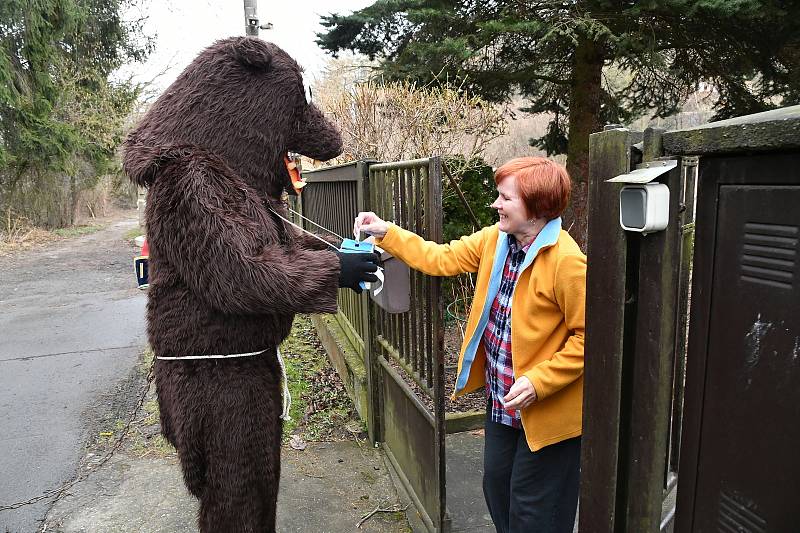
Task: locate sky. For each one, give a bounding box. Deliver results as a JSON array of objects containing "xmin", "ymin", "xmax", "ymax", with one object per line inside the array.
[{"xmin": 117, "ymin": 0, "xmax": 373, "ymax": 98}]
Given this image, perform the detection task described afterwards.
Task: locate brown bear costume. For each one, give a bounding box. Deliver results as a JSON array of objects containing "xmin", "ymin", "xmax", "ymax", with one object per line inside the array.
[{"xmin": 124, "ymin": 37, "xmax": 377, "ymax": 532}]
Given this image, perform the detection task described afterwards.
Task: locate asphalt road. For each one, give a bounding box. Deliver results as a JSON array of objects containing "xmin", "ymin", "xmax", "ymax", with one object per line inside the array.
[{"xmin": 0, "ymin": 213, "xmax": 147, "ymax": 533}]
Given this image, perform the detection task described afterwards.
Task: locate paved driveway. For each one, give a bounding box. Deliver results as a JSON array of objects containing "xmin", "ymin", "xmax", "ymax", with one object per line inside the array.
[{"xmin": 0, "ymin": 214, "xmax": 147, "ymax": 532}]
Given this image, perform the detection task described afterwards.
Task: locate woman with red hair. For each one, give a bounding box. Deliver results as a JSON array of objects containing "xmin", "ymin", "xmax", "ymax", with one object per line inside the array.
[{"xmin": 355, "ymin": 157, "xmax": 585, "ymax": 533}]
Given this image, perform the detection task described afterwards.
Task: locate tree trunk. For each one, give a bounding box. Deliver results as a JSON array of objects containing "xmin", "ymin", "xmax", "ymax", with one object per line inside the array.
[
  {"xmin": 564, "ymin": 36, "xmax": 605, "ymax": 251},
  {"xmin": 69, "ymin": 172, "xmax": 77, "ymax": 227}
]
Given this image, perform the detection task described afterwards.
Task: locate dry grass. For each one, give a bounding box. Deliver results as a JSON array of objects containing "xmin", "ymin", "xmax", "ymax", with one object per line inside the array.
[
  {"xmin": 0, "ymin": 207, "xmax": 104, "ymax": 257},
  {"xmin": 0, "ymin": 209, "xmax": 57, "ymax": 256}
]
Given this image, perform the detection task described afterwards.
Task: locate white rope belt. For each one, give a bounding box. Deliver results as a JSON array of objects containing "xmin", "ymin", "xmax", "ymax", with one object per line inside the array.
[
  {"xmin": 156, "ymin": 348, "xmax": 292, "ymax": 421},
  {"xmin": 156, "ymin": 351, "xmax": 265, "ymax": 360}
]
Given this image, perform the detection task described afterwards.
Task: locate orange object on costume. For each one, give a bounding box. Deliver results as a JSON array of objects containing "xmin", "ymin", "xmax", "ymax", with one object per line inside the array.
[{"xmin": 284, "ymin": 155, "xmax": 307, "ymax": 194}]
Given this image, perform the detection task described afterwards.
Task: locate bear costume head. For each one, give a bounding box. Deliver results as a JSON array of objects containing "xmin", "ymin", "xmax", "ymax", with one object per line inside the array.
[{"xmin": 125, "ymin": 37, "xmax": 342, "ymax": 198}]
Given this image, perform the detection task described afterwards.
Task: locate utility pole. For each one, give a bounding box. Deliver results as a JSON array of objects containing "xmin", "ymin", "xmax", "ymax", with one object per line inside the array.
[{"xmin": 243, "ymin": 0, "xmax": 273, "ymax": 37}]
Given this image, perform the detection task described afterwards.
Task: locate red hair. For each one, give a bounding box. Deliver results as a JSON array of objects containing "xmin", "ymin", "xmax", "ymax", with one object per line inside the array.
[{"xmin": 494, "ymin": 157, "xmax": 571, "ymax": 220}]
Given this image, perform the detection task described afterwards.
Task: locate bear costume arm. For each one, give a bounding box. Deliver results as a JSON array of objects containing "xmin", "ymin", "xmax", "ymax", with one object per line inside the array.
[{"xmin": 149, "ymin": 159, "xmax": 340, "ymax": 316}]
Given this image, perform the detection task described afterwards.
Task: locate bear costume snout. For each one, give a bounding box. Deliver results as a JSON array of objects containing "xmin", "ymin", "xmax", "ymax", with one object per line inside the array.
[{"xmin": 288, "ymin": 103, "xmax": 344, "ymax": 163}]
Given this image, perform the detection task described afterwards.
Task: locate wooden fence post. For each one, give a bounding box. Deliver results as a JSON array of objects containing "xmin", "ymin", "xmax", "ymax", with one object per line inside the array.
[
  {"xmin": 623, "ymin": 128, "xmax": 683, "ymax": 531},
  {"xmin": 580, "ymin": 128, "xmax": 638, "ymax": 532},
  {"xmin": 581, "ymin": 126, "xmax": 684, "ymax": 531}
]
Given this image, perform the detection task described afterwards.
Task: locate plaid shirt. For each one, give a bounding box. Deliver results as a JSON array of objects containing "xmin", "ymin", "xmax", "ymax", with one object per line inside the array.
[{"xmin": 483, "ymin": 235, "xmax": 531, "ymax": 428}]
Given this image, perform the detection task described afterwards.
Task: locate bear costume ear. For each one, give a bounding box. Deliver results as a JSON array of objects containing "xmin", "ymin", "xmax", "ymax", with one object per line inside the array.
[{"xmin": 231, "ymin": 38, "xmax": 273, "ymax": 70}]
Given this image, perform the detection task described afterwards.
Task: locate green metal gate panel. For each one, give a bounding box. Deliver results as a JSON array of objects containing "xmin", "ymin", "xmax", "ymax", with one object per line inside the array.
[{"xmin": 368, "ymin": 158, "xmax": 450, "ymax": 532}]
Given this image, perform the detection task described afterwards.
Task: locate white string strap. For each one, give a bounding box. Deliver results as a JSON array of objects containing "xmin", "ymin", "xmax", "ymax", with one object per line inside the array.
[
  {"xmin": 285, "ymin": 205, "xmax": 345, "ymax": 241},
  {"xmin": 276, "ymin": 348, "xmax": 292, "ymax": 421},
  {"xmin": 268, "ymin": 205, "xmax": 386, "ymax": 293},
  {"xmin": 268, "ymin": 206, "xmax": 341, "ymax": 252},
  {"xmin": 156, "ymin": 348, "xmax": 292, "ymax": 421}
]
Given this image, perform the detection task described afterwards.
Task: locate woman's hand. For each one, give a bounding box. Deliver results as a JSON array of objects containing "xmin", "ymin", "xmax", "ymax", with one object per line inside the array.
[
  {"xmin": 503, "ymin": 376, "xmax": 537, "ymax": 410},
  {"xmin": 354, "ymin": 212, "xmax": 390, "ymax": 239}
]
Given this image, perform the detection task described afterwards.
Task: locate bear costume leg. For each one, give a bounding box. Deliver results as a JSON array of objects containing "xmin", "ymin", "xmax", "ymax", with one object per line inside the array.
[
  {"xmin": 155, "ymin": 360, "xmax": 209, "ymax": 498},
  {"xmin": 155, "ymin": 351, "xmax": 283, "ymax": 532}
]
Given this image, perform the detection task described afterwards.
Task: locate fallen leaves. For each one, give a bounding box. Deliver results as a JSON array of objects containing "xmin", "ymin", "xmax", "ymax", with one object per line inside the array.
[{"xmin": 289, "ymin": 434, "xmax": 307, "ymax": 451}]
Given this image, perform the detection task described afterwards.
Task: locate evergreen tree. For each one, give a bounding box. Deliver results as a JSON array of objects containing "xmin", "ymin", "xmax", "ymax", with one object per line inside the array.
[
  {"xmin": 0, "ymin": 0, "xmax": 152, "ymax": 226},
  {"xmin": 318, "ymin": 0, "xmax": 800, "ymax": 245}
]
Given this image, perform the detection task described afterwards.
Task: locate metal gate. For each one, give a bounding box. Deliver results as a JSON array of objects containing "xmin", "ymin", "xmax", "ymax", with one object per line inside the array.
[
  {"xmin": 367, "ymin": 158, "xmax": 450, "ymax": 532},
  {"xmin": 298, "ymin": 158, "xmax": 450, "ymax": 532}
]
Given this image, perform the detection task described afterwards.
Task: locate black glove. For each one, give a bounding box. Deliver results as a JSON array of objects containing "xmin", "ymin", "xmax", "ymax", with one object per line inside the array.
[{"xmin": 336, "ymin": 251, "xmax": 380, "ymax": 293}]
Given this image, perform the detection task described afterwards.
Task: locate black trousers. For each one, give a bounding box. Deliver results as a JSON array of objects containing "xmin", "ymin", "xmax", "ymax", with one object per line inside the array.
[{"xmin": 483, "ymin": 418, "xmax": 581, "ymax": 533}]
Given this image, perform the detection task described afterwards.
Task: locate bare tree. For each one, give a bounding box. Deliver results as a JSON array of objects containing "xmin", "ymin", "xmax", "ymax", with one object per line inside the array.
[{"xmin": 313, "ymin": 64, "xmax": 507, "ymax": 177}]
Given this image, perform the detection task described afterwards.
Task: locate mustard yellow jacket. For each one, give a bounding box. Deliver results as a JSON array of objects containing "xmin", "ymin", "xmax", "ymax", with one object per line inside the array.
[{"xmin": 375, "ymin": 217, "xmax": 586, "ymax": 451}]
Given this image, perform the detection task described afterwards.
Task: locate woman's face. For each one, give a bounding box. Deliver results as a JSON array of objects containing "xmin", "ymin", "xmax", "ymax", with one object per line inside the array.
[{"xmin": 491, "ymin": 174, "xmax": 530, "ymax": 236}]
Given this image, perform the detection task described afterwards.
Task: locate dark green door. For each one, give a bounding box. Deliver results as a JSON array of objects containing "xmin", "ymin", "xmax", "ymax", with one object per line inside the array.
[{"xmin": 678, "ymin": 153, "xmax": 800, "ymax": 532}]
